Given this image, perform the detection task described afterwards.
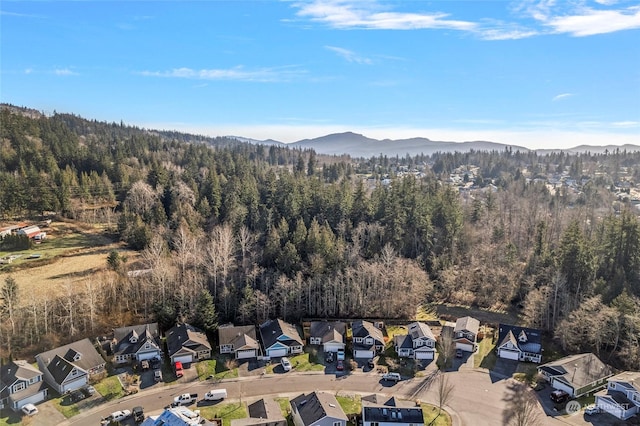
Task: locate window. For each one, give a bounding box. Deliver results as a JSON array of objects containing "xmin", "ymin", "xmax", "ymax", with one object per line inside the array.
[
  {"xmin": 29, "ymin": 376, "xmax": 40, "ymax": 384},
  {"xmin": 12, "ymin": 382, "xmax": 26, "ymax": 393},
  {"xmin": 333, "ymin": 422, "xmax": 341, "ymax": 426},
  {"xmin": 365, "ymin": 338, "xmax": 373, "ymax": 345},
  {"xmin": 354, "ymin": 337, "xmax": 362, "ymax": 343},
  {"xmin": 371, "ymin": 422, "xmax": 379, "ymax": 426}
]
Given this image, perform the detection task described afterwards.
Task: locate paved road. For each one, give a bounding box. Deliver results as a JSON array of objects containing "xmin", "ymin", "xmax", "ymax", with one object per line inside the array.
[{"xmin": 51, "ymin": 369, "xmax": 568, "ymax": 426}]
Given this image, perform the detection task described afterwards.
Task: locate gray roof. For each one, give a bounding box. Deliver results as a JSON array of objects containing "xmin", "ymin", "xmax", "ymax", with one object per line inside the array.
[
  {"xmin": 37, "ymin": 338, "xmax": 105, "ymax": 385},
  {"xmin": 0, "ymin": 360, "xmax": 43, "ymax": 400},
  {"xmin": 608, "ymin": 371, "xmax": 640, "ymax": 392},
  {"xmin": 539, "ymin": 353, "xmax": 613, "ymax": 389},
  {"xmin": 167, "ymin": 323, "xmax": 211, "ymax": 357},
  {"xmin": 454, "ymin": 316, "xmax": 480, "ymax": 335},
  {"xmin": 393, "ymin": 335, "xmax": 413, "ymax": 350},
  {"xmin": 497, "ymin": 324, "xmax": 542, "ymax": 355},
  {"xmin": 112, "ymin": 323, "xmax": 161, "ymax": 357},
  {"xmin": 361, "ymin": 395, "xmax": 423, "ymax": 424},
  {"xmin": 248, "ymin": 398, "xmax": 287, "ymax": 421},
  {"xmin": 218, "ymin": 325, "xmax": 259, "ymax": 350},
  {"xmin": 114, "ymin": 323, "xmax": 159, "ymax": 342},
  {"xmin": 351, "ymin": 320, "xmax": 384, "ymax": 342},
  {"xmin": 260, "ymin": 319, "xmax": 303, "ymax": 350},
  {"xmin": 407, "ymin": 322, "xmax": 435, "ymax": 341},
  {"xmin": 309, "ymin": 321, "xmax": 346, "ymax": 343},
  {"xmin": 291, "ymin": 392, "xmax": 347, "ymax": 426}
]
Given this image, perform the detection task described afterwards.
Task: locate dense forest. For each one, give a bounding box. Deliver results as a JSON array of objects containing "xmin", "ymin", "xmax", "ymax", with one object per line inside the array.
[{"xmin": 1, "ymin": 105, "xmax": 639, "ymax": 371}]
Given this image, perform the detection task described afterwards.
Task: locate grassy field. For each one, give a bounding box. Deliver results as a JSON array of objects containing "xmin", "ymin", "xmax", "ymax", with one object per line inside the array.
[
  {"xmin": 198, "ymin": 402, "xmax": 247, "ymax": 426},
  {"xmin": 94, "ymin": 376, "xmax": 124, "ymax": 401},
  {"xmin": 265, "ymin": 351, "xmax": 325, "ymax": 374},
  {"xmin": 335, "ymin": 394, "xmax": 361, "ymax": 416},
  {"xmin": 0, "ymin": 221, "xmax": 137, "ymax": 305},
  {"xmin": 196, "ymin": 359, "xmax": 239, "ymax": 381},
  {"xmin": 474, "ymin": 334, "xmax": 498, "ymax": 370}
]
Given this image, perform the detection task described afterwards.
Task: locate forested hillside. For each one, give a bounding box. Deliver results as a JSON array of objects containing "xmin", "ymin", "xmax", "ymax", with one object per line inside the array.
[{"xmin": 1, "ymin": 106, "xmax": 639, "ymax": 370}]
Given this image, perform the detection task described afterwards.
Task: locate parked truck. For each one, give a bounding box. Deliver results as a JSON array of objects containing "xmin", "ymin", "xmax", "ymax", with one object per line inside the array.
[
  {"xmin": 173, "ymin": 393, "xmax": 198, "ymax": 406},
  {"xmin": 204, "ymin": 389, "xmax": 227, "ymax": 401}
]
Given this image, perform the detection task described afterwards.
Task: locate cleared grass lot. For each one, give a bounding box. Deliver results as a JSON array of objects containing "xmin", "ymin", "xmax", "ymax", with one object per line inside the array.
[{"xmin": 198, "ymin": 402, "xmax": 247, "ymax": 426}]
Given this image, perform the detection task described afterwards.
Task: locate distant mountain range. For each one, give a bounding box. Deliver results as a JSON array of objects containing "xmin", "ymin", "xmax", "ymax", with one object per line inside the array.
[{"xmin": 227, "ymin": 132, "xmax": 640, "ymax": 158}]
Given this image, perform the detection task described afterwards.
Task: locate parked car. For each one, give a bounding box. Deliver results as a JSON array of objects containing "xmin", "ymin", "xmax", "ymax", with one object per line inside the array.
[
  {"xmin": 132, "ymin": 406, "xmax": 145, "ymax": 423},
  {"xmin": 174, "ymin": 361, "xmax": 184, "ymax": 378},
  {"xmin": 204, "ymin": 389, "xmax": 228, "ymax": 401},
  {"xmin": 585, "ymin": 405, "xmax": 601, "ymax": 415},
  {"xmin": 325, "ymin": 351, "xmax": 334, "ymax": 363},
  {"xmin": 82, "ymin": 385, "xmax": 96, "ymax": 396},
  {"xmin": 173, "ymin": 393, "xmax": 198, "ymax": 406},
  {"xmin": 456, "ymin": 348, "xmax": 463, "ymax": 358},
  {"xmin": 281, "ymin": 357, "xmax": 292, "ymax": 372},
  {"xmin": 101, "ymin": 410, "xmax": 132, "ymax": 424},
  {"xmin": 21, "ymin": 403, "xmax": 38, "ymax": 416},
  {"xmin": 154, "ymin": 369, "xmax": 163, "ymax": 382},
  {"xmin": 382, "ymin": 372, "xmax": 401, "ymax": 382},
  {"xmin": 69, "ymin": 389, "xmax": 86, "ymax": 402},
  {"xmin": 550, "ymin": 389, "xmax": 570, "ymax": 404},
  {"xmin": 336, "ymin": 360, "xmax": 344, "ymax": 371}
]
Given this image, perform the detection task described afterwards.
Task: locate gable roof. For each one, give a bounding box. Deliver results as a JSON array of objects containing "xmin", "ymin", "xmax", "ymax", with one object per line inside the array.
[
  {"xmin": 260, "ymin": 319, "xmax": 303, "ymax": 350},
  {"xmin": 539, "ymin": 353, "xmax": 613, "ymax": 389},
  {"xmin": 167, "ymin": 323, "xmax": 211, "ymax": 357},
  {"xmin": 37, "ymin": 338, "xmax": 104, "ymax": 384},
  {"xmin": 219, "ymin": 325, "xmax": 258, "ymax": 347},
  {"xmin": 114, "ymin": 323, "xmax": 159, "ymax": 342},
  {"xmin": 393, "ymin": 334, "xmax": 413, "ymax": 350},
  {"xmin": 309, "ymin": 321, "xmax": 346, "ymax": 343},
  {"xmin": 351, "ymin": 320, "xmax": 384, "ymax": 342},
  {"xmin": 407, "ymin": 322, "xmax": 435, "ymax": 341},
  {"xmin": 248, "ymin": 398, "xmax": 287, "ymax": 421},
  {"xmin": 113, "ymin": 323, "xmax": 161, "ymax": 357},
  {"xmin": 0, "ymin": 360, "xmax": 41, "ymax": 389},
  {"xmin": 361, "ymin": 394, "xmax": 423, "ymax": 424},
  {"xmin": 291, "ymin": 392, "xmax": 347, "ymax": 426},
  {"xmin": 454, "ymin": 316, "xmax": 480, "ymax": 335},
  {"xmin": 608, "ymin": 371, "xmax": 640, "ymax": 392},
  {"xmin": 497, "ymin": 324, "xmax": 543, "ymax": 355}
]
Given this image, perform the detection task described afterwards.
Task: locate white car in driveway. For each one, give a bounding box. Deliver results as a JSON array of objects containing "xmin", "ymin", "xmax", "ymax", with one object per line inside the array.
[
  {"xmin": 101, "ymin": 409, "xmax": 132, "ymax": 424},
  {"xmin": 281, "ymin": 357, "xmax": 292, "ymax": 372},
  {"xmin": 21, "ymin": 403, "xmax": 38, "ymax": 416},
  {"xmin": 585, "ymin": 405, "xmax": 601, "ymax": 415}
]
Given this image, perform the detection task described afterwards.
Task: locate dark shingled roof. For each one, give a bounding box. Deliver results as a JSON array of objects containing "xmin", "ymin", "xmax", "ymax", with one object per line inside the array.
[
  {"xmin": 37, "ymin": 338, "xmax": 105, "ymax": 385},
  {"xmin": 291, "ymin": 392, "xmax": 347, "ymax": 426},
  {"xmin": 309, "ymin": 321, "xmax": 346, "ymax": 343},
  {"xmin": 539, "ymin": 353, "xmax": 613, "ymax": 389},
  {"xmin": 167, "ymin": 323, "xmax": 211, "ymax": 357},
  {"xmin": 260, "ymin": 319, "xmax": 303, "ymax": 350},
  {"xmin": 497, "ymin": 324, "xmax": 543, "ymax": 355}
]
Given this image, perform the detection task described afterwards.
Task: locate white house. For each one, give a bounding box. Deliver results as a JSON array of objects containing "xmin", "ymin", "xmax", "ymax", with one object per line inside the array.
[
  {"xmin": 496, "ymin": 324, "xmax": 543, "ymax": 363},
  {"xmin": 537, "ymin": 353, "xmax": 613, "ymax": 398},
  {"xmin": 393, "ymin": 322, "xmax": 436, "ymax": 360},
  {"xmin": 308, "ymin": 321, "xmax": 346, "ymax": 353},
  {"xmin": 453, "ymin": 316, "xmax": 479, "ymax": 353},
  {"xmin": 218, "ymin": 324, "xmax": 261, "ymax": 360}
]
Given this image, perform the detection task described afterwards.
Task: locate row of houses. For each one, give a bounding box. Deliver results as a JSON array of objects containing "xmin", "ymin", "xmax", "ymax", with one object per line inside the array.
[
  {"xmin": 144, "ymin": 391, "xmax": 425, "ymax": 426},
  {"xmin": 0, "ymin": 323, "xmax": 211, "ymax": 412}
]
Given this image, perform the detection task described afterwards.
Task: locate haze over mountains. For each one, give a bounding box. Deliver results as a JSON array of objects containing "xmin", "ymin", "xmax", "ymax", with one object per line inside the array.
[{"xmin": 229, "ymin": 132, "xmax": 640, "ymax": 158}]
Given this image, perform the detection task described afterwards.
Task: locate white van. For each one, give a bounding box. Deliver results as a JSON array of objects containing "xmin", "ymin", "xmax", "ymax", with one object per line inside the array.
[{"xmin": 204, "ymin": 389, "xmax": 228, "ymax": 401}]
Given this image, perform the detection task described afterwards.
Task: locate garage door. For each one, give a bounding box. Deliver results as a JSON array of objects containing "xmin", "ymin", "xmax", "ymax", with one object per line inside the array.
[
  {"xmin": 173, "ymin": 355, "xmax": 193, "ymax": 365},
  {"xmin": 354, "ymin": 350, "xmax": 374, "ymax": 359},
  {"xmin": 268, "ymin": 348, "xmax": 287, "ymax": 358},
  {"xmin": 138, "ymin": 352, "xmax": 158, "ymax": 361},
  {"xmin": 498, "ymin": 349, "xmax": 520, "ymax": 361},
  {"xmin": 324, "ymin": 343, "xmax": 344, "ymax": 353},
  {"xmin": 62, "ymin": 377, "xmax": 86, "ymax": 393},
  {"xmin": 415, "ymin": 351, "xmax": 434, "ymax": 360},
  {"xmin": 551, "ymin": 380, "xmax": 575, "ymax": 397},
  {"xmin": 456, "ymin": 343, "xmax": 474, "ymax": 352},
  {"xmin": 236, "ymin": 349, "xmax": 256, "ymax": 359}
]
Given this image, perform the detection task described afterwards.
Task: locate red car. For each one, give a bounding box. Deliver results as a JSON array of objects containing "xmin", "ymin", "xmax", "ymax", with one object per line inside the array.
[
  {"xmin": 175, "ymin": 361, "xmax": 184, "ymax": 378},
  {"xmin": 336, "ymin": 360, "xmax": 344, "ymax": 371}
]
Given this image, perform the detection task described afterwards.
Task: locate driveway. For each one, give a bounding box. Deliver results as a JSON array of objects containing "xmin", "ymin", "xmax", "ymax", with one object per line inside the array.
[{"xmin": 30, "ymin": 401, "xmax": 66, "ymax": 426}]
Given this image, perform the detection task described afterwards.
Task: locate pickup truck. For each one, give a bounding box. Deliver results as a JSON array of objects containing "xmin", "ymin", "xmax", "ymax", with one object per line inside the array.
[{"xmin": 173, "ymin": 393, "xmax": 198, "ymax": 405}]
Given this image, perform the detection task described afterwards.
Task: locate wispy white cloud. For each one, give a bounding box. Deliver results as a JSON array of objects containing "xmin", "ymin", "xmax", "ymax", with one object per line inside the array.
[
  {"xmin": 325, "ymin": 46, "xmax": 372, "ymax": 64},
  {"xmin": 294, "ymin": 0, "xmax": 476, "ymax": 31},
  {"xmin": 54, "ymin": 68, "xmax": 79, "ymax": 76},
  {"xmin": 292, "ymin": 0, "xmax": 640, "ymax": 39},
  {"xmin": 544, "ymin": 5, "xmax": 640, "ymax": 36},
  {"xmin": 137, "ymin": 66, "xmax": 306, "ymax": 82},
  {"xmin": 552, "ymin": 93, "xmax": 574, "ymax": 101},
  {"xmin": 0, "ymin": 10, "xmax": 46, "ymax": 19},
  {"xmin": 612, "ymin": 121, "xmax": 640, "ymax": 128}
]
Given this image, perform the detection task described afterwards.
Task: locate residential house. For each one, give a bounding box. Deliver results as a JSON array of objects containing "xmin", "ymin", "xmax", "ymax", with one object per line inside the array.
[
  {"xmin": 290, "ymin": 392, "xmax": 348, "ymax": 426},
  {"xmin": 361, "ymin": 394, "xmax": 424, "ymax": 426},
  {"xmin": 231, "ymin": 398, "xmax": 287, "ymax": 426},
  {"xmin": 453, "ymin": 316, "xmax": 480, "ymax": 353},
  {"xmin": 351, "ymin": 320, "xmax": 385, "ymax": 359},
  {"xmin": 218, "ymin": 324, "xmax": 261, "ymax": 360},
  {"xmin": 259, "ymin": 319, "xmax": 304, "ymax": 358},
  {"xmin": 141, "ymin": 406, "xmax": 217, "ymax": 426},
  {"xmin": 393, "ymin": 322, "xmax": 436, "ymax": 360},
  {"xmin": 36, "ymin": 338, "xmax": 106, "ymax": 394},
  {"xmin": 166, "ymin": 323, "xmax": 212, "ymax": 364},
  {"xmin": 0, "ymin": 360, "xmax": 48, "ymax": 411},
  {"xmin": 496, "ymin": 324, "xmax": 543, "ymax": 363},
  {"xmin": 537, "ymin": 353, "xmax": 614, "ymax": 398},
  {"xmin": 308, "ymin": 321, "xmax": 346, "ymax": 353},
  {"xmin": 595, "ymin": 371, "xmax": 640, "ymax": 420},
  {"xmin": 111, "ymin": 323, "xmax": 162, "ymax": 364}
]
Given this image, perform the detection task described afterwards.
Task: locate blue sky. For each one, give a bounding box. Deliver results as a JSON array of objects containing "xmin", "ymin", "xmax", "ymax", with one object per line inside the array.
[{"xmin": 2, "ymin": 0, "xmax": 639, "ymax": 149}]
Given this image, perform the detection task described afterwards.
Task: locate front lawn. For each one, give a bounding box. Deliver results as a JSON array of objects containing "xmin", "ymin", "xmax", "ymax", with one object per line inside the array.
[
  {"xmin": 0, "ymin": 409, "xmax": 22, "ymax": 425},
  {"xmin": 421, "ymin": 403, "xmax": 452, "ymax": 426},
  {"xmin": 94, "ymin": 375, "xmax": 124, "ymax": 401},
  {"xmin": 336, "ymin": 394, "xmax": 361, "ymax": 416},
  {"xmin": 51, "ymin": 394, "xmax": 80, "ymax": 418},
  {"xmin": 196, "ymin": 359, "xmax": 239, "ymax": 381},
  {"xmin": 474, "ymin": 336, "xmax": 497, "ymax": 370},
  {"xmin": 198, "ymin": 402, "xmax": 247, "ymax": 426},
  {"xmin": 288, "ymin": 352, "xmax": 325, "ymax": 372}
]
